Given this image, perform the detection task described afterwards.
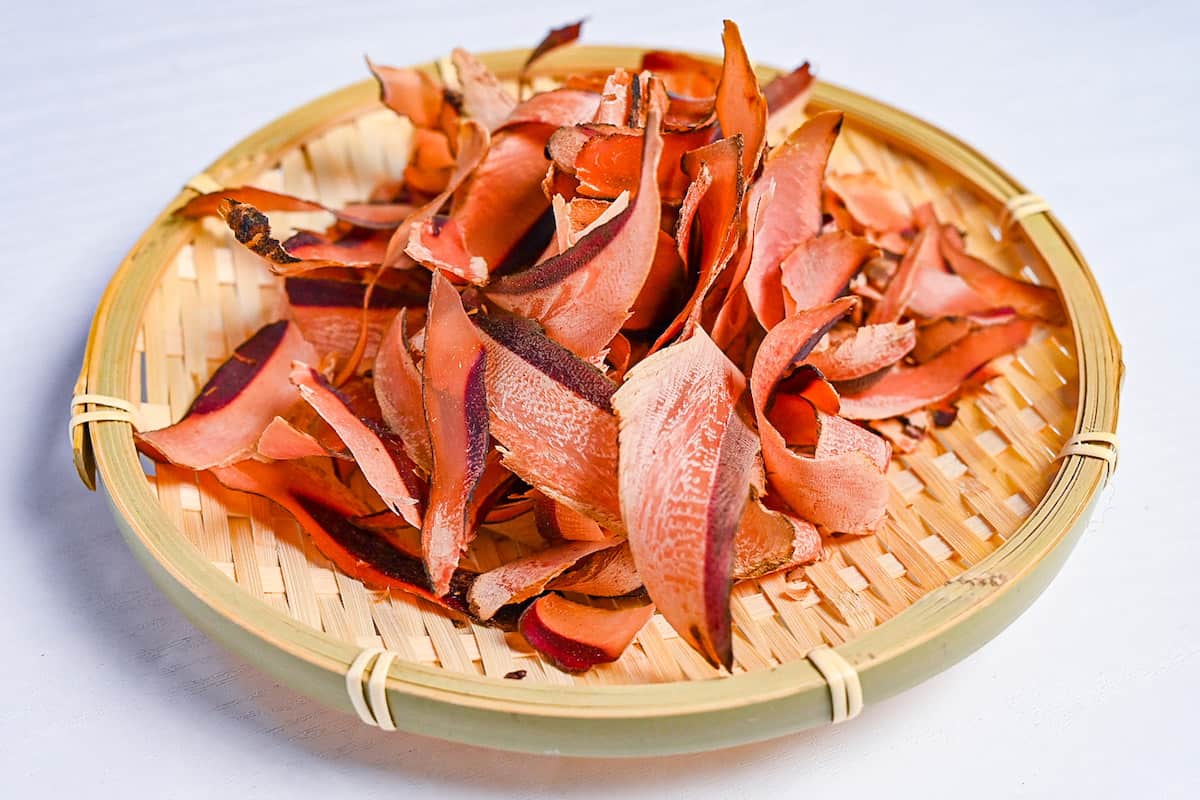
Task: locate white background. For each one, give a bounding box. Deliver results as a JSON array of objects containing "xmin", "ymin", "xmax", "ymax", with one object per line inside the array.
[{"xmin": 2, "ymin": 1, "xmax": 1197, "ymax": 796}]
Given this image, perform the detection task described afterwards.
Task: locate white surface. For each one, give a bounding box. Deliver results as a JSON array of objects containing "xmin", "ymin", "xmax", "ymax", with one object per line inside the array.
[{"xmin": 1, "ymin": 1, "xmax": 1197, "ymax": 797}]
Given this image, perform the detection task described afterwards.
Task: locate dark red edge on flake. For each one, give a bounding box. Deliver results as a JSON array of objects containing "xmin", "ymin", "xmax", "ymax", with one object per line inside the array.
[
  {"xmin": 701, "ymin": 406, "xmax": 752, "ymax": 670},
  {"xmin": 296, "ymin": 495, "xmax": 526, "ymax": 627},
  {"xmin": 188, "ymin": 321, "xmax": 288, "ymax": 416},
  {"xmin": 284, "ymin": 276, "xmax": 427, "ymax": 309},
  {"xmin": 486, "ymin": 204, "xmax": 634, "ymax": 294},
  {"xmin": 518, "ymin": 598, "xmax": 611, "ymax": 673},
  {"xmin": 763, "ymin": 62, "xmax": 814, "ymax": 113},
  {"xmin": 524, "ymin": 19, "xmax": 586, "ymax": 72},
  {"xmin": 297, "ymin": 495, "xmax": 470, "ymax": 611},
  {"xmin": 491, "ymin": 206, "xmax": 559, "ymax": 277},
  {"xmin": 462, "ymin": 352, "xmax": 491, "ymax": 490},
  {"xmin": 474, "ymin": 314, "xmax": 617, "ymax": 411}
]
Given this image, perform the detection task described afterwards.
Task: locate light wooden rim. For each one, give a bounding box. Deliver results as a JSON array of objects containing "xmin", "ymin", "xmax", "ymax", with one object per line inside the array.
[{"xmin": 75, "ymin": 45, "xmax": 1122, "ymax": 751}]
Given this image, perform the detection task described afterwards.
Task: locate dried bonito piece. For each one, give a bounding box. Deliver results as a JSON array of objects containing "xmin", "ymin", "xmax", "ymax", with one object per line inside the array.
[{"xmin": 136, "ymin": 19, "xmax": 1063, "ymax": 673}]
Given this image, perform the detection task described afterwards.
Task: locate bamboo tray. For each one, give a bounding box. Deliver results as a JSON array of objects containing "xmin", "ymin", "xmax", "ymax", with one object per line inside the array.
[{"xmin": 71, "ymin": 45, "xmax": 1121, "ymax": 756}]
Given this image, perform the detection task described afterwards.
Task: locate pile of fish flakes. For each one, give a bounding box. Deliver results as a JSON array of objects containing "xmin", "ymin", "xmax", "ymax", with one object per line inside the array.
[{"xmin": 138, "ymin": 20, "xmax": 1063, "ymax": 673}]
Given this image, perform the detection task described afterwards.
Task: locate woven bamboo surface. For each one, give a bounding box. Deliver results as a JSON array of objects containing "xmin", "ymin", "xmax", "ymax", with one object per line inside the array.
[{"xmin": 122, "ymin": 71, "xmax": 1076, "ymax": 687}]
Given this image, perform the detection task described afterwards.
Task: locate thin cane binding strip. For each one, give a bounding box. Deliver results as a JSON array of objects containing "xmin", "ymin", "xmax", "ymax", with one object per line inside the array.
[
  {"xmin": 806, "ymin": 646, "xmax": 863, "ymax": 723},
  {"xmin": 345, "ymin": 648, "xmax": 399, "ymax": 729},
  {"xmin": 1001, "ymin": 193, "xmax": 1052, "ymax": 230},
  {"xmin": 368, "ymin": 651, "xmax": 399, "ymax": 731},
  {"xmin": 1056, "ymin": 431, "xmax": 1119, "ymax": 484},
  {"xmin": 345, "ymin": 648, "xmax": 383, "ymax": 726},
  {"xmin": 69, "ymin": 393, "xmax": 137, "ymax": 439},
  {"xmin": 185, "ymin": 172, "xmax": 224, "ymax": 195}
]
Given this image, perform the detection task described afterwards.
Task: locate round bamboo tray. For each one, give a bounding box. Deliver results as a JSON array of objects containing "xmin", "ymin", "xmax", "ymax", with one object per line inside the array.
[{"xmin": 71, "ymin": 45, "xmax": 1121, "ymax": 756}]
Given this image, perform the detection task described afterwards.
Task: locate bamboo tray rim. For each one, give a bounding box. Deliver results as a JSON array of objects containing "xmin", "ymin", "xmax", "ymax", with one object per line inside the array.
[{"xmin": 73, "ymin": 45, "xmax": 1122, "ymax": 747}]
